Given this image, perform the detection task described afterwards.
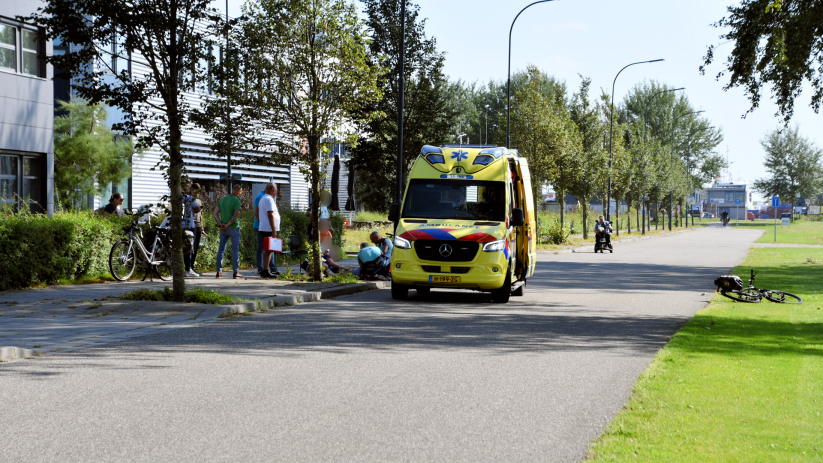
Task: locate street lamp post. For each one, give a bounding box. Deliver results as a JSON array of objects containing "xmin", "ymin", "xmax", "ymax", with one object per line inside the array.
[
  {"xmin": 641, "ymin": 87, "xmax": 682, "ymax": 234},
  {"xmin": 484, "ymin": 104, "xmax": 490, "ymax": 145},
  {"xmin": 606, "ymin": 59, "xmax": 663, "ymax": 223},
  {"xmin": 396, "ymin": 0, "xmax": 406, "ymax": 205},
  {"xmin": 507, "ymin": 0, "xmax": 556, "ymax": 149},
  {"xmin": 669, "ymin": 109, "xmax": 705, "ymax": 230},
  {"xmin": 684, "ymin": 125, "xmax": 714, "ymax": 227}
]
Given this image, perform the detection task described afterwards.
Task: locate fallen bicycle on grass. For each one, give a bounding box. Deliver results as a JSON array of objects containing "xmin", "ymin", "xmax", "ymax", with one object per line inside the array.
[{"xmin": 714, "ymin": 270, "xmax": 802, "ymax": 304}]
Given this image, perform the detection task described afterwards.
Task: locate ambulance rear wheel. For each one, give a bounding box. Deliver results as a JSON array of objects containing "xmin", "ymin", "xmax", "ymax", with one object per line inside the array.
[
  {"xmin": 491, "ymin": 267, "xmax": 512, "ymax": 304},
  {"xmin": 391, "ymin": 281, "xmax": 409, "ymax": 300}
]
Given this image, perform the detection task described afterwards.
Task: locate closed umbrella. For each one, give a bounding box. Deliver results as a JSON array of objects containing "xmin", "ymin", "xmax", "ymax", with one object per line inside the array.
[
  {"xmin": 330, "ymin": 153, "xmax": 341, "ymax": 211},
  {"xmin": 344, "ymin": 160, "xmax": 356, "ymax": 212}
]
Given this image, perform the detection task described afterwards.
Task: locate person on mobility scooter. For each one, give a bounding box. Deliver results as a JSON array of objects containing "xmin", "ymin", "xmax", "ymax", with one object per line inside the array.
[{"xmin": 594, "ymin": 215, "xmax": 613, "ymax": 253}]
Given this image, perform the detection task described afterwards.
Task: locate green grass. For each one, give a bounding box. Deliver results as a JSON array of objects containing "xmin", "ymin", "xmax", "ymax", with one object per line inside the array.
[
  {"xmin": 354, "ymin": 210, "xmax": 388, "ymax": 222},
  {"xmin": 587, "ymin": 247, "xmax": 823, "ymax": 462},
  {"xmin": 120, "ymin": 286, "xmax": 248, "ymax": 305}
]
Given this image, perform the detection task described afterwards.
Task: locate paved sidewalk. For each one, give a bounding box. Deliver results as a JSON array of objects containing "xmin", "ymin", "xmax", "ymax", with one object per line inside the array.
[{"xmin": 0, "ymin": 267, "xmax": 385, "ymax": 361}]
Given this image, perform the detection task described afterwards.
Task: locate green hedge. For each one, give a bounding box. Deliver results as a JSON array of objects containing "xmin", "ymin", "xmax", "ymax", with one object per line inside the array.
[
  {"xmin": 0, "ymin": 205, "xmax": 344, "ymax": 289},
  {"xmin": 0, "ymin": 212, "xmax": 126, "ymax": 289}
]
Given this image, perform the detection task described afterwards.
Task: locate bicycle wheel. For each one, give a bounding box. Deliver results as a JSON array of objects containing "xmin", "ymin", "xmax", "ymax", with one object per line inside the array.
[
  {"xmin": 153, "ymin": 239, "xmax": 173, "ymax": 281},
  {"xmin": 720, "ymin": 289, "xmax": 761, "ymax": 303},
  {"xmin": 762, "ymin": 290, "xmax": 802, "ymax": 304},
  {"xmin": 109, "ymin": 240, "xmax": 136, "ymax": 281}
]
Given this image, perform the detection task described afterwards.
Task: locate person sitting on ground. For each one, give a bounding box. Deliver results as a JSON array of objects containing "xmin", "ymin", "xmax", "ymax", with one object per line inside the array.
[
  {"xmin": 370, "ymin": 231, "xmax": 393, "ymax": 259},
  {"xmin": 101, "ymin": 193, "xmax": 125, "ymax": 216},
  {"xmin": 320, "ymin": 235, "xmax": 350, "ymax": 277}
]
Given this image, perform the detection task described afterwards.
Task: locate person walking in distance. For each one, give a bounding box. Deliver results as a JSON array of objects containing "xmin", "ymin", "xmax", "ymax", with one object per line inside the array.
[
  {"xmin": 256, "ymin": 183, "xmax": 281, "ymax": 279},
  {"xmin": 185, "ymin": 183, "xmax": 207, "ymax": 276},
  {"xmin": 213, "ymin": 183, "xmax": 244, "ymax": 279}
]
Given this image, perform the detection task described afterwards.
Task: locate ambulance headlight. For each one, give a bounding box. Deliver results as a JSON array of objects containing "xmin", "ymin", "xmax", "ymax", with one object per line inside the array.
[
  {"xmin": 394, "ymin": 236, "xmax": 412, "ymax": 249},
  {"xmin": 473, "ymin": 155, "xmax": 494, "ymax": 165},
  {"xmin": 482, "ymin": 240, "xmax": 505, "ymax": 252}
]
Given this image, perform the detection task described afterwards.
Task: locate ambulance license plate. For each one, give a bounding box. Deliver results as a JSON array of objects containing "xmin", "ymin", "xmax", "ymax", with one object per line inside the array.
[{"xmin": 430, "ymin": 276, "xmax": 460, "ymax": 283}]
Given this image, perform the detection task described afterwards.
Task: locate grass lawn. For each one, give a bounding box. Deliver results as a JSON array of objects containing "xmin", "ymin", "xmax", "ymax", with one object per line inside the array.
[
  {"xmin": 728, "ymin": 219, "xmax": 823, "ymax": 246},
  {"xmin": 587, "ymin": 246, "xmax": 823, "ymax": 462}
]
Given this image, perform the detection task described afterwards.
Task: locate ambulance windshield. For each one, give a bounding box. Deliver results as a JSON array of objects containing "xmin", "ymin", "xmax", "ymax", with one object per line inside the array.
[{"xmin": 401, "ymin": 179, "xmax": 505, "ymax": 221}]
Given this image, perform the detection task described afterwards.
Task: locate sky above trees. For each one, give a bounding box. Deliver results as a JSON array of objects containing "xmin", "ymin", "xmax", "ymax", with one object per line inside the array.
[{"xmin": 216, "ymin": 0, "xmax": 822, "ymax": 202}]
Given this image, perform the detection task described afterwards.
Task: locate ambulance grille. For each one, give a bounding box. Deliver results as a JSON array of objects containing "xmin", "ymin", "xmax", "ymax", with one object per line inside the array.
[{"xmin": 414, "ymin": 240, "xmax": 479, "ymax": 262}]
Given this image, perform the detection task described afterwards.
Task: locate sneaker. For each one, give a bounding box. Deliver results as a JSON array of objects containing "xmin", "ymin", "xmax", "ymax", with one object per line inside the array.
[
  {"xmin": 216, "ymin": 271, "xmax": 223, "ymax": 279},
  {"xmin": 194, "ymin": 270, "xmax": 204, "ymax": 276},
  {"xmin": 185, "ymin": 270, "xmax": 198, "ymax": 278},
  {"xmin": 260, "ymin": 271, "xmax": 273, "ymax": 279},
  {"xmin": 233, "ymin": 271, "xmax": 243, "ymax": 279}
]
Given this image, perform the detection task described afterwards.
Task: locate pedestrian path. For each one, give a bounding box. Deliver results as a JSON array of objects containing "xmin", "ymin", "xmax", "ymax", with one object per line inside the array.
[{"xmin": 0, "ymin": 266, "xmax": 383, "ymax": 361}]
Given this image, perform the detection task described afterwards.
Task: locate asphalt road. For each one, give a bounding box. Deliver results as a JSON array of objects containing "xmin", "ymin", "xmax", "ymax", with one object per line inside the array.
[{"xmin": 0, "ymin": 227, "xmax": 763, "ymax": 462}]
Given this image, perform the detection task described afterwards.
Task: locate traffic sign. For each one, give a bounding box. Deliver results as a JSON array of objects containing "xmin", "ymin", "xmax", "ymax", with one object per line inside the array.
[
  {"xmin": 640, "ymin": 196, "xmax": 650, "ymax": 201},
  {"xmin": 734, "ymin": 198, "xmax": 741, "ymax": 205},
  {"xmin": 772, "ymin": 195, "xmax": 780, "ymax": 207}
]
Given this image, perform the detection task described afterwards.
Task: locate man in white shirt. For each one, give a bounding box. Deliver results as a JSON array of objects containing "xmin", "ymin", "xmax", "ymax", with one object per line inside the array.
[{"xmin": 256, "ymin": 183, "xmax": 280, "ymax": 279}]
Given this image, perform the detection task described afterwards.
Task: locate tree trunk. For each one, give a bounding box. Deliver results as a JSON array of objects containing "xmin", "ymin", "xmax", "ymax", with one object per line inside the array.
[
  {"xmin": 168, "ymin": 124, "xmax": 186, "ymax": 301},
  {"xmin": 581, "ymin": 198, "xmax": 589, "ymax": 240},
  {"xmin": 309, "ymin": 136, "xmax": 323, "ymax": 281},
  {"xmin": 558, "ymin": 189, "xmax": 565, "ymax": 228},
  {"xmin": 627, "ymin": 201, "xmax": 632, "ymax": 234},
  {"xmin": 615, "ymin": 200, "xmax": 620, "ymax": 236}
]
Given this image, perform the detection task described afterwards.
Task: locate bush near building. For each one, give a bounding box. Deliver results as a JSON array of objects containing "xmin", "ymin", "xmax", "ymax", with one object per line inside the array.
[{"xmin": 0, "ymin": 205, "xmax": 345, "ymax": 290}]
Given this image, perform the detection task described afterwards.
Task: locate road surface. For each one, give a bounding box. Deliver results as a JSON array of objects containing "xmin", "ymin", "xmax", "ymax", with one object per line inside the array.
[{"xmin": 0, "ymin": 227, "xmax": 762, "ymax": 462}]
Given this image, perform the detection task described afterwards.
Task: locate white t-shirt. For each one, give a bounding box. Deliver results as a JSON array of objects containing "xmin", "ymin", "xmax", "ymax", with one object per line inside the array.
[
  {"xmin": 258, "ymin": 194, "xmax": 280, "ymax": 232},
  {"xmin": 319, "ymin": 206, "xmax": 329, "ymax": 219}
]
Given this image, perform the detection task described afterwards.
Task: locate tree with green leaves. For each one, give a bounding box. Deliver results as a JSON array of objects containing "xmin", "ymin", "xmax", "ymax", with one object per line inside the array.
[
  {"xmin": 702, "ymin": 0, "xmax": 823, "ymax": 122},
  {"xmin": 754, "ymin": 126, "xmax": 823, "ymax": 216},
  {"xmin": 349, "ymin": 0, "xmax": 453, "ymax": 212},
  {"xmin": 569, "ymin": 77, "xmax": 609, "ymax": 239},
  {"xmin": 26, "ymin": 0, "xmax": 222, "ymax": 301},
  {"xmin": 53, "ymin": 99, "xmax": 135, "ymax": 210},
  {"xmin": 205, "ymin": 0, "xmax": 384, "ymax": 281}
]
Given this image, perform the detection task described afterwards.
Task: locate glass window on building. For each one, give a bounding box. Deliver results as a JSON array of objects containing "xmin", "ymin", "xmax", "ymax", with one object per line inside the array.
[
  {"xmin": 21, "ymin": 29, "xmax": 40, "ymax": 76},
  {"xmin": 724, "ymin": 192, "xmax": 735, "ymax": 202},
  {"xmin": 0, "ymin": 24, "xmax": 16, "ymax": 71},
  {"xmin": 0, "ymin": 21, "xmax": 45, "ymax": 78},
  {"xmin": 1, "ymin": 153, "xmax": 45, "ymax": 212}
]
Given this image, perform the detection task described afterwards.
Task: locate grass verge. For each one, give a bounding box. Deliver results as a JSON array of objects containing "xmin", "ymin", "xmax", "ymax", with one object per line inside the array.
[
  {"xmin": 587, "ymin": 246, "xmax": 823, "ymax": 462},
  {"xmin": 120, "ymin": 286, "xmax": 248, "ymax": 305}
]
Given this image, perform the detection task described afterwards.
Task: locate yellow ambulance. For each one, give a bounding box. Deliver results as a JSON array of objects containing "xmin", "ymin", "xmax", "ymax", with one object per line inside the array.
[{"xmin": 388, "ymin": 145, "xmax": 537, "ymax": 303}]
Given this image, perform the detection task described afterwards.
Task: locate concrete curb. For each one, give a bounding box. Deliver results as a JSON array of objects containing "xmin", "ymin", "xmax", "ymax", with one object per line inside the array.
[
  {"xmin": 539, "ymin": 228, "xmax": 697, "ymax": 254},
  {"xmin": 0, "ymin": 346, "xmax": 36, "ymax": 362},
  {"xmin": 217, "ymin": 281, "xmax": 389, "ymax": 317}
]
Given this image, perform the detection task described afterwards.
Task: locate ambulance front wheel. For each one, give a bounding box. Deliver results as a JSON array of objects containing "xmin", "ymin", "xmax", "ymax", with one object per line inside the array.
[
  {"xmin": 491, "ymin": 267, "xmax": 512, "ymax": 304},
  {"xmin": 391, "ymin": 281, "xmax": 409, "ymax": 300}
]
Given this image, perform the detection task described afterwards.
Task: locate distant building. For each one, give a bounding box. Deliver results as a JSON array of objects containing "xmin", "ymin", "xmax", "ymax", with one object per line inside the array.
[
  {"xmin": 0, "ymin": 3, "xmax": 53, "ymax": 215},
  {"xmin": 705, "ymin": 183, "xmax": 748, "ymax": 220}
]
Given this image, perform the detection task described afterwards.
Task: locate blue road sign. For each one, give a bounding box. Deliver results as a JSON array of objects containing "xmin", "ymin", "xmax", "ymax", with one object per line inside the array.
[
  {"xmin": 772, "ymin": 195, "xmax": 780, "ymax": 207},
  {"xmin": 735, "ymin": 198, "xmax": 741, "ymax": 205}
]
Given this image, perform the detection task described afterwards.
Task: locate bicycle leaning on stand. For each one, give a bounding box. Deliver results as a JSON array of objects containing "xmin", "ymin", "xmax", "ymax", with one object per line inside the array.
[
  {"xmin": 109, "ymin": 208, "xmax": 173, "ymax": 282},
  {"xmin": 714, "ymin": 269, "xmax": 802, "ymax": 304}
]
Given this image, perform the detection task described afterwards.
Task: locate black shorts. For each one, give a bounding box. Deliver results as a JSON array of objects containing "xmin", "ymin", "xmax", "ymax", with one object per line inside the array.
[{"xmin": 259, "ymin": 230, "xmax": 273, "ymax": 239}]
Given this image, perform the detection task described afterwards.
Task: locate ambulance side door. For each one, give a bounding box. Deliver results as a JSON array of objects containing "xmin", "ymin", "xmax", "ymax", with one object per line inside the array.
[{"xmin": 514, "ymin": 158, "xmax": 536, "ymax": 278}]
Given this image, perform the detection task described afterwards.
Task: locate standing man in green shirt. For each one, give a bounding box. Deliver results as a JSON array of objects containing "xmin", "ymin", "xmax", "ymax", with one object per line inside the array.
[{"xmin": 213, "ymin": 183, "xmax": 244, "ymax": 279}]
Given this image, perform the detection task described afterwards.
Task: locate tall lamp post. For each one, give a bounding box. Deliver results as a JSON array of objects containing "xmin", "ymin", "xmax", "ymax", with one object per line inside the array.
[
  {"xmin": 606, "ymin": 59, "xmax": 664, "ymax": 222},
  {"xmin": 641, "ymin": 86, "xmax": 683, "ymax": 234},
  {"xmin": 507, "ymin": 0, "xmax": 556, "ymax": 149},
  {"xmin": 396, "ymin": 1, "xmax": 406, "ymax": 205},
  {"xmin": 684, "ymin": 125, "xmax": 715, "ymax": 226},
  {"xmin": 669, "ymin": 109, "xmax": 705, "ymax": 230},
  {"xmin": 484, "ymin": 104, "xmax": 490, "ymax": 145}
]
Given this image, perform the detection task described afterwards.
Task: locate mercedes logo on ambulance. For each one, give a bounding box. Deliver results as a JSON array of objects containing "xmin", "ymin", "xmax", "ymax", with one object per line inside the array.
[{"xmin": 439, "ymin": 244, "xmax": 453, "ymax": 257}]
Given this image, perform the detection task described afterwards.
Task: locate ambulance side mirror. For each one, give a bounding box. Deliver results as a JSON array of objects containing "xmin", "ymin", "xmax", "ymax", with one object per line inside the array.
[
  {"xmin": 388, "ymin": 202, "xmax": 401, "ymax": 223},
  {"xmin": 511, "ymin": 208, "xmax": 525, "ymax": 227}
]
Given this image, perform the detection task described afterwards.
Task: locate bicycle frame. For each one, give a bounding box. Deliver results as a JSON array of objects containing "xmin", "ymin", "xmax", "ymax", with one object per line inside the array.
[{"xmin": 122, "ymin": 225, "xmax": 165, "ymax": 266}]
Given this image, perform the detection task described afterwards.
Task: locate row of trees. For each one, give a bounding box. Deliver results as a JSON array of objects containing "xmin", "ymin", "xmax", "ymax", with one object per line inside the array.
[{"xmin": 754, "ymin": 126, "xmax": 823, "ymax": 208}]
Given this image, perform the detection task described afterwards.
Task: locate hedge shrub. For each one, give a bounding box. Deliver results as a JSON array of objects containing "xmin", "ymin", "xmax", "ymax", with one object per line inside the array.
[
  {"xmin": 0, "ymin": 211, "xmax": 125, "ymax": 290},
  {"xmin": 0, "ymin": 204, "xmax": 345, "ymax": 289}
]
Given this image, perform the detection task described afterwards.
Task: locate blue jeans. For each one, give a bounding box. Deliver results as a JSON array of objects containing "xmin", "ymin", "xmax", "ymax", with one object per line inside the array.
[
  {"xmin": 255, "ymin": 229, "xmax": 278, "ymax": 273},
  {"xmin": 216, "ymin": 228, "xmax": 241, "ymax": 273}
]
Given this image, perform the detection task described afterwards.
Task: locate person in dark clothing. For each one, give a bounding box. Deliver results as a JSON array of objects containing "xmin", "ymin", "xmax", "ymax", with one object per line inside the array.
[{"xmin": 102, "ymin": 193, "xmax": 125, "ymax": 216}]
